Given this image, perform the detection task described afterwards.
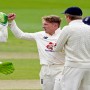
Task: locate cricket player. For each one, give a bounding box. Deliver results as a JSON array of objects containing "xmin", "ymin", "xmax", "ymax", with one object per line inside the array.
[
  {"xmin": 78, "ymin": 16, "xmax": 90, "ymax": 90},
  {"xmin": 0, "ymin": 12, "xmax": 8, "ymax": 42},
  {"xmin": 8, "ymin": 14, "xmax": 65, "ymax": 90},
  {"xmin": 47, "ymin": 7, "xmax": 90, "ymax": 90}
]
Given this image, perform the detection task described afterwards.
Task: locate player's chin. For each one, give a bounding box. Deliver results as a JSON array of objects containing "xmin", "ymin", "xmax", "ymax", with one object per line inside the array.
[{"xmin": 44, "ymin": 29, "xmax": 48, "ymax": 33}]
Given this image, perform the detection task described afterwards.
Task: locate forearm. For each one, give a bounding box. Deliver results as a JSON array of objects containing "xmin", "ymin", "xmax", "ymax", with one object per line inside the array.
[
  {"xmin": 54, "ymin": 39, "xmax": 65, "ymax": 52},
  {"xmin": 9, "ymin": 20, "xmax": 36, "ymax": 40},
  {"xmin": 8, "ymin": 13, "xmax": 36, "ymax": 40},
  {"xmin": 9, "ymin": 20, "xmax": 24, "ymax": 39},
  {"xmin": 54, "ymin": 27, "xmax": 70, "ymax": 51}
]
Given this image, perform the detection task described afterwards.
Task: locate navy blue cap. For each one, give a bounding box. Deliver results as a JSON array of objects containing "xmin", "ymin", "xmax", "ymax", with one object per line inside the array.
[
  {"xmin": 82, "ymin": 16, "xmax": 90, "ymax": 25},
  {"xmin": 62, "ymin": 6, "xmax": 83, "ymax": 16}
]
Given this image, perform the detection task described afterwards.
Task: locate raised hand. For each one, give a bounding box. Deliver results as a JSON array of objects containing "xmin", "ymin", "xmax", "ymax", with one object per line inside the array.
[{"xmin": 8, "ymin": 13, "xmax": 16, "ymax": 22}]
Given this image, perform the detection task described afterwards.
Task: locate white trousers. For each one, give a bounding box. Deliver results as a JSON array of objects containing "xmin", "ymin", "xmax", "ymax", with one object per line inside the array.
[
  {"xmin": 39, "ymin": 64, "xmax": 63, "ymax": 90},
  {"xmin": 54, "ymin": 66, "xmax": 90, "ymax": 90},
  {"xmin": 79, "ymin": 71, "xmax": 90, "ymax": 90}
]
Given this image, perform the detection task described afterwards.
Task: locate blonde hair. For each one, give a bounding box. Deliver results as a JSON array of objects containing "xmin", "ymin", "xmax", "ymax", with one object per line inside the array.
[
  {"xmin": 42, "ymin": 15, "xmax": 61, "ymax": 27},
  {"xmin": 66, "ymin": 14, "xmax": 82, "ymax": 20}
]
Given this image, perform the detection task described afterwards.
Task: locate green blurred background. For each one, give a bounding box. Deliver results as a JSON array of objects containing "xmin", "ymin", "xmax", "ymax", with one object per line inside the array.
[{"xmin": 0, "ymin": 0, "xmax": 90, "ymax": 80}]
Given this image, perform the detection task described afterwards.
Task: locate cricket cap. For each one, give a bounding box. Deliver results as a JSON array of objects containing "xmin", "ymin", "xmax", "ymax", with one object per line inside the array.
[
  {"xmin": 62, "ymin": 6, "xmax": 83, "ymax": 16},
  {"xmin": 82, "ymin": 16, "xmax": 90, "ymax": 25}
]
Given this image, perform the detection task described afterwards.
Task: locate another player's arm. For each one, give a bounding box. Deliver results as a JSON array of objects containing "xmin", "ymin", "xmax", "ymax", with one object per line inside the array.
[{"xmin": 54, "ymin": 26, "xmax": 70, "ymax": 51}]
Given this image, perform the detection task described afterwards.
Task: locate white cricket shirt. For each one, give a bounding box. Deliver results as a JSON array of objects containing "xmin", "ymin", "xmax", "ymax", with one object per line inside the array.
[
  {"xmin": 9, "ymin": 21, "xmax": 65, "ymax": 65},
  {"xmin": 55, "ymin": 20, "xmax": 90, "ymax": 64},
  {"xmin": 0, "ymin": 24, "xmax": 8, "ymax": 42}
]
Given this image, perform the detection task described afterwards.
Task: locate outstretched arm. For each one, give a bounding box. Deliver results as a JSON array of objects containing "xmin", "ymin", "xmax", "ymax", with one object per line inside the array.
[{"xmin": 8, "ymin": 13, "xmax": 36, "ymax": 40}]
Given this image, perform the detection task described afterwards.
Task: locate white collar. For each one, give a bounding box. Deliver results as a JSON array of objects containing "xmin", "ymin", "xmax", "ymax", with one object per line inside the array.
[
  {"xmin": 69, "ymin": 19, "xmax": 82, "ymax": 25},
  {"xmin": 46, "ymin": 27, "xmax": 61, "ymax": 36}
]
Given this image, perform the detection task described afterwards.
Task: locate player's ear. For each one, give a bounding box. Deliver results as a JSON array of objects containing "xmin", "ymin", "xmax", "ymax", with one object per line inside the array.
[{"xmin": 52, "ymin": 23, "xmax": 57, "ymax": 27}]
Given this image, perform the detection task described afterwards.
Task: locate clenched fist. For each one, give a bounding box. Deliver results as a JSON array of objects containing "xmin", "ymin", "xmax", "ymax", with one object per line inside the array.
[{"xmin": 8, "ymin": 13, "xmax": 16, "ymax": 22}]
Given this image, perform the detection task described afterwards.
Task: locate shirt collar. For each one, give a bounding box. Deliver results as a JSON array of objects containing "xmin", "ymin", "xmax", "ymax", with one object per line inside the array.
[
  {"xmin": 69, "ymin": 19, "xmax": 82, "ymax": 25},
  {"xmin": 55, "ymin": 27, "xmax": 61, "ymax": 34},
  {"xmin": 45, "ymin": 27, "xmax": 61, "ymax": 36}
]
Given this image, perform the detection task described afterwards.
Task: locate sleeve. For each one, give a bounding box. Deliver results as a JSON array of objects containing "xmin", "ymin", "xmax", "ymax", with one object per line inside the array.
[
  {"xmin": 9, "ymin": 20, "xmax": 36, "ymax": 40},
  {"xmin": 0, "ymin": 23, "xmax": 8, "ymax": 42},
  {"xmin": 54, "ymin": 26, "xmax": 70, "ymax": 51}
]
